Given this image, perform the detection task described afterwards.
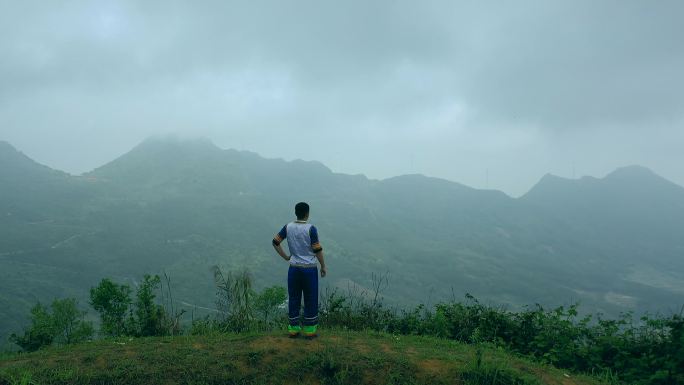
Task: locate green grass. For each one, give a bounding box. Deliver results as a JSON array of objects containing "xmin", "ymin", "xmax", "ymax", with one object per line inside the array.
[{"xmin": 0, "ymin": 329, "xmax": 607, "ymax": 385}]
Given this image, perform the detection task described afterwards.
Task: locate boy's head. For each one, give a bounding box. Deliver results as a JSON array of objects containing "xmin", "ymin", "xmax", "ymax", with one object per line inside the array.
[{"xmin": 295, "ymin": 202, "xmax": 310, "ymax": 220}]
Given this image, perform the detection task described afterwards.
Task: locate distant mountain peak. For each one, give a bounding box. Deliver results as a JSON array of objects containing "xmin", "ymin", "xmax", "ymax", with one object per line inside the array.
[
  {"xmin": 133, "ymin": 135, "xmax": 221, "ymax": 153},
  {"xmin": 384, "ymin": 173, "xmax": 445, "ymax": 185},
  {"xmin": 0, "ymin": 140, "xmax": 67, "ymax": 178},
  {"xmin": 86, "ymin": 136, "xmax": 226, "ymax": 180},
  {"xmin": 380, "ymin": 173, "xmax": 480, "ymax": 196},
  {"xmin": 0, "ymin": 140, "xmax": 32, "ymax": 164},
  {"xmin": 0, "ymin": 140, "xmax": 18, "ymax": 153},
  {"xmin": 117, "ymin": 135, "xmax": 223, "ymax": 162},
  {"xmin": 531, "ymin": 165, "xmax": 665, "ymax": 189},
  {"xmin": 537, "ymin": 172, "xmax": 564, "ymax": 182},
  {"xmin": 605, "ymin": 165, "xmax": 657, "ymax": 180},
  {"xmin": 521, "ymin": 173, "xmax": 573, "ymax": 200},
  {"xmin": 523, "ymin": 164, "xmax": 682, "ymax": 202}
]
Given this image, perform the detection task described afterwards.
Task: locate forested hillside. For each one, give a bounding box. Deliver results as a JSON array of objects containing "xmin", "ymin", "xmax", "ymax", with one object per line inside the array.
[{"xmin": 1, "ymin": 137, "xmax": 683, "ymax": 343}]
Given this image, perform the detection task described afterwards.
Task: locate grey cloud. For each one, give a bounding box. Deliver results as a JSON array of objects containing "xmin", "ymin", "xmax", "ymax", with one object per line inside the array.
[{"xmin": 1, "ymin": 0, "xmax": 683, "ymax": 196}]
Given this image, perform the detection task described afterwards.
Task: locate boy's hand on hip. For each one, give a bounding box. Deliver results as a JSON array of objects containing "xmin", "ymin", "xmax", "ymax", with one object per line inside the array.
[{"xmin": 320, "ymin": 266, "xmax": 327, "ymax": 278}]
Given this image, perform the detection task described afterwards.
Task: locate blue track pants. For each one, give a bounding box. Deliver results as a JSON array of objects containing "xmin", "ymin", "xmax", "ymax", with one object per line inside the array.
[{"xmin": 288, "ymin": 265, "xmax": 318, "ymax": 326}]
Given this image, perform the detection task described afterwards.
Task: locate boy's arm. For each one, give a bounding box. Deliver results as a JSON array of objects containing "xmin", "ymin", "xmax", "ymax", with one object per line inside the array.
[
  {"xmin": 273, "ymin": 243, "xmax": 290, "ymax": 261},
  {"xmin": 272, "ymin": 225, "xmax": 290, "ymax": 262},
  {"xmin": 315, "ymin": 250, "xmax": 327, "ymax": 277},
  {"xmin": 309, "ymin": 225, "xmax": 326, "ymax": 277}
]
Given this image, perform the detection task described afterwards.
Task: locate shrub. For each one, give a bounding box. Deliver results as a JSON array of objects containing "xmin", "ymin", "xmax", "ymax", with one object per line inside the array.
[
  {"xmin": 134, "ymin": 274, "xmax": 167, "ymax": 337},
  {"xmin": 89, "ymin": 274, "xmax": 182, "ymax": 337},
  {"xmin": 316, "ymin": 277, "xmax": 684, "ymax": 385},
  {"xmin": 10, "ymin": 298, "xmax": 93, "ymax": 352},
  {"xmin": 48, "ymin": 298, "xmax": 95, "ymax": 345},
  {"xmin": 212, "ymin": 267, "xmax": 254, "ymax": 332},
  {"xmin": 89, "ymin": 278, "xmax": 133, "ymax": 337},
  {"xmin": 254, "ymin": 286, "xmax": 287, "ymax": 327}
]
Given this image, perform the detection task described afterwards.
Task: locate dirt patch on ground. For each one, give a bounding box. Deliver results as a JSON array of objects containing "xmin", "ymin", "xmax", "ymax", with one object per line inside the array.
[
  {"xmin": 249, "ymin": 336, "xmax": 296, "ymax": 351},
  {"xmin": 0, "ymin": 358, "xmax": 31, "ymax": 368},
  {"xmin": 95, "ymin": 355, "xmax": 107, "ymax": 369},
  {"xmin": 247, "ymin": 335, "xmax": 326, "ymax": 361},
  {"xmin": 417, "ymin": 359, "xmax": 449, "ymax": 376}
]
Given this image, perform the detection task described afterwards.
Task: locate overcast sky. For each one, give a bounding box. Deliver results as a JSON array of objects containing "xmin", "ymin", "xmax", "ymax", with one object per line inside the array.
[{"xmin": 1, "ymin": 1, "xmax": 683, "ymax": 196}]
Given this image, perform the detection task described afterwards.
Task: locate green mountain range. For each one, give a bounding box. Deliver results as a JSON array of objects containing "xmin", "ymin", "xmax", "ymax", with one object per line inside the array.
[{"xmin": 1, "ymin": 137, "xmax": 683, "ymax": 343}]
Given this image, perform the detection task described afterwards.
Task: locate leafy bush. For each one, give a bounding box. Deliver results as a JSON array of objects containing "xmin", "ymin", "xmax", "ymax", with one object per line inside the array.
[
  {"xmin": 319, "ymin": 273, "xmax": 396, "ymax": 332},
  {"xmin": 212, "ymin": 267, "xmax": 255, "ymax": 332},
  {"xmin": 89, "ymin": 274, "xmax": 182, "ymax": 338},
  {"xmin": 317, "ymin": 280, "xmax": 684, "ymax": 385},
  {"xmin": 133, "ymin": 274, "xmax": 168, "ymax": 337},
  {"xmin": 89, "ymin": 278, "xmax": 133, "ymax": 337},
  {"xmin": 10, "ymin": 298, "xmax": 93, "ymax": 351},
  {"xmin": 209, "ymin": 267, "xmax": 289, "ymax": 332},
  {"xmin": 188, "ymin": 316, "xmax": 226, "ymax": 336},
  {"xmin": 254, "ymin": 286, "xmax": 287, "ymax": 326}
]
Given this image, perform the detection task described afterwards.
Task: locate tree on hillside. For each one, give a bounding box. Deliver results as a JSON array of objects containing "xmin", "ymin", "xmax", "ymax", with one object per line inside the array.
[
  {"xmin": 10, "ymin": 299, "xmax": 93, "ymax": 352},
  {"xmin": 90, "ymin": 275, "xmax": 180, "ymax": 337},
  {"xmin": 9, "ymin": 303, "xmax": 54, "ymax": 352},
  {"xmin": 50, "ymin": 298, "xmax": 94, "ymax": 344},
  {"xmin": 254, "ymin": 286, "xmax": 287, "ymax": 326},
  {"xmin": 134, "ymin": 274, "xmax": 166, "ymax": 337},
  {"xmin": 89, "ymin": 278, "xmax": 133, "ymax": 337}
]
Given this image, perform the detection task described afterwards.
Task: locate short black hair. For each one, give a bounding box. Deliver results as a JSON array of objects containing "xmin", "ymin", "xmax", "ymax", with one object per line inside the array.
[{"xmin": 295, "ymin": 202, "xmax": 310, "ymax": 220}]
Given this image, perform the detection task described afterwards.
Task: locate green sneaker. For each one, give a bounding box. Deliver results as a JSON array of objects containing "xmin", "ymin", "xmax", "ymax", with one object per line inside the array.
[
  {"xmin": 303, "ymin": 324, "xmax": 318, "ymax": 339},
  {"xmin": 288, "ymin": 325, "xmax": 301, "ymax": 337}
]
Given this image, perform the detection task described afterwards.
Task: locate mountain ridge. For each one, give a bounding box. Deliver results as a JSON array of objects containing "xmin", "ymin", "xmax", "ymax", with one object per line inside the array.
[
  {"xmin": 1, "ymin": 136, "xmax": 683, "ymax": 344},
  {"xmin": 0, "ymin": 141, "xmax": 67, "ymax": 178},
  {"xmin": 4, "ymin": 137, "xmax": 679, "ymax": 196}
]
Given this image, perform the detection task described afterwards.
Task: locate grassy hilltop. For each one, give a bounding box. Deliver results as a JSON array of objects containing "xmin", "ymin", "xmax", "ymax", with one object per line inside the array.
[{"xmin": 0, "ymin": 330, "xmax": 604, "ymax": 385}]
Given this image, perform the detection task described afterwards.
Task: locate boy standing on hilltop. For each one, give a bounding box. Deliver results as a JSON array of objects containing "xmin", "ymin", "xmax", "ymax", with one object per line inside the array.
[{"xmin": 272, "ymin": 202, "xmax": 327, "ymax": 339}]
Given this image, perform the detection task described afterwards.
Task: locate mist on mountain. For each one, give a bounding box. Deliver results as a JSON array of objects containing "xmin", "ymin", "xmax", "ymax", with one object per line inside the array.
[{"xmin": 2, "ymin": 137, "xmax": 683, "ymax": 343}]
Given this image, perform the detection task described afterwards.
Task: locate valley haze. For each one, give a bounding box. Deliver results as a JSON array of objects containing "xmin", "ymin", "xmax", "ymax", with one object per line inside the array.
[{"xmin": 1, "ymin": 136, "xmax": 683, "ymax": 345}]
